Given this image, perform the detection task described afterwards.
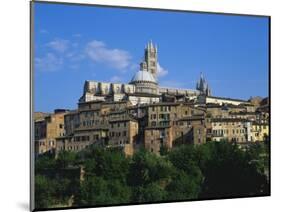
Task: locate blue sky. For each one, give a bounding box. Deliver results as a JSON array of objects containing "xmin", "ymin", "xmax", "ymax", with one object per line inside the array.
[{"xmin": 34, "ymin": 2, "xmax": 269, "ymax": 112}]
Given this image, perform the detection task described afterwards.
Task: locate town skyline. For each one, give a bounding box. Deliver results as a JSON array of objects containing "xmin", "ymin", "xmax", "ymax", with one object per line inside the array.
[{"xmin": 34, "ymin": 2, "xmax": 269, "ymax": 113}]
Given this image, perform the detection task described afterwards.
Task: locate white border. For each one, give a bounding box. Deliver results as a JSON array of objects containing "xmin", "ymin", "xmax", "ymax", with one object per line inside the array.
[{"xmin": 1, "ymin": 0, "xmax": 280, "ymax": 211}]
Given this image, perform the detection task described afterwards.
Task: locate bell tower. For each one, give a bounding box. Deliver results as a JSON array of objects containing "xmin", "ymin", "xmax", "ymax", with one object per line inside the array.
[{"xmin": 144, "ymin": 40, "xmax": 158, "ymax": 78}]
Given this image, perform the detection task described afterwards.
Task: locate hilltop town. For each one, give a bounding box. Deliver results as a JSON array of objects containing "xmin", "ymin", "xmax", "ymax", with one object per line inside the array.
[{"xmin": 34, "ymin": 41, "xmax": 269, "ymax": 157}]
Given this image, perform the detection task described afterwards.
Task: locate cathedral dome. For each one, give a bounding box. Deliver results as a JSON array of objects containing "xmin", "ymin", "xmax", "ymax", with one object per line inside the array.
[{"xmin": 130, "ymin": 70, "xmax": 157, "ymax": 84}]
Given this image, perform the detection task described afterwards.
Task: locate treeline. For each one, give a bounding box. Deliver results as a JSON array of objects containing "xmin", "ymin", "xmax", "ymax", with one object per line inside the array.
[{"xmin": 35, "ymin": 142, "xmax": 269, "ymax": 209}]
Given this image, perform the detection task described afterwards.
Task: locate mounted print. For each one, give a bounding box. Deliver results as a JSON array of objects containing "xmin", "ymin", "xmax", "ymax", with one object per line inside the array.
[{"xmin": 30, "ymin": 1, "xmax": 270, "ymax": 211}]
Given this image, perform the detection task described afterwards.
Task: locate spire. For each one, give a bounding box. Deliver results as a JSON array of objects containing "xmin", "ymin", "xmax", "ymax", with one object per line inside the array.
[
  {"xmin": 196, "ymin": 72, "xmax": 211, "ymax": 96},
  {"xmin": 200, "ymin": 72, "xmax": 203, "ymax": 80}
]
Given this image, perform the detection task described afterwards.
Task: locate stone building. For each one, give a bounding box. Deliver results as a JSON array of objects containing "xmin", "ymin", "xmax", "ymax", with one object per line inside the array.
[
  {"xmin": 55, "ymin": 100, "xmax": 136, "ymax": 155},
  {"xmin": 199, "ymin": 95, "xmax": 253, "ymax": 106},
  {"xmin": 210, "ymin": 118, "xmax": 251, "ymax": 143},
  {"xmin": 251, "ymin": 122, "xmax": 269, "ymax": 142},
  {"xmin": 108, "ymin": 112, "xmax": 139, "ymax": 156},
  {"xmin": 143, "ymin": 102, "xmax": 206, "ymax": 154},
  {"xmin": 35, "ymin": 109, "xmax": 68, "ymax": 156}
]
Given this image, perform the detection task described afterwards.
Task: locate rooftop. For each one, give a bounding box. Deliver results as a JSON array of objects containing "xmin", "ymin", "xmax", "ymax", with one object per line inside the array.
[
  {"xmin": 207, "ymin": 96, "xmax": 249, "ymax": 103},
  {"xmin": 130, "ymin": 70, "xmax": 157, "ymax": 84}
]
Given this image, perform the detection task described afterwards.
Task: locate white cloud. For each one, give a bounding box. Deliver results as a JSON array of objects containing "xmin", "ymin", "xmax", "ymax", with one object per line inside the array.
[
  {"xmin": 35, "ymin": 53, "xmax": 63, "ymax": 72},
  {"xmin": 46, "ymin": 39, "xmax": 69, "ymax": 53},
  {"xmin": 129, "ymin": 63, "xmax": 139, "ymax": 71},
  {"xmin": 66, "ymin": 51, "xmax": 85, "ymax": 62},
  {"xmin": 85, "ymin": 40, "xmax": 132, "ymax": 70},
  {"xmin": 157, "ymin": 62, "xmax": 168, "ymax": 77}
]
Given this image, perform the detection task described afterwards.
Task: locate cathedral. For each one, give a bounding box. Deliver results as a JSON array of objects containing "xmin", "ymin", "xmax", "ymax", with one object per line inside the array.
[{"xmin": 79, "ymin": 41, "xmax": 211, "ymax": 105}]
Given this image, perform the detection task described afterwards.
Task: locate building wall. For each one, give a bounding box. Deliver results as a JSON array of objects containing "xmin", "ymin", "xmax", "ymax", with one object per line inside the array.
[
  {"xmin": 211, "ymin": 119, "xmax": 249, "ymax": 143},
  {"xmin": 251, "ymin": 123, "xmax": 269, "ymax": 142},
  {"xmin": 127, "ymin": 95, "xmax": 160, "ymax": 105},
  {"xmin": 35, "ymin": 111, "xmax": 67, "ymax": 155},
  {"xmin": 173, "ymin": 118, "xmax": 206, "ymax": 145},
  {"xmin": 144, "ymin": 127, "xmax": 172, "ymax": 154},
  {"xmin": 108, "ymin": 119, "xmax": 138, "ymax": 155},
  {"xmin": 64, "ymin": 111, "xmax": 79, "ymax": 136}
]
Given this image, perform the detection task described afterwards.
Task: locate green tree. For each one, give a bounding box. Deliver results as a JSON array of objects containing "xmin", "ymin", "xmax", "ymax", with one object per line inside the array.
[
  {"xmin": 35, "ymin": 154, "xmax": 56, "ymax": 174},
  {"xmin": 76, "ymin": 176, "xmax": 131, "ymax": 206},
  {"xmin": 35, "ymin": 175, "xmax": 56, "ymax": 208},
  {"xmin": 166, "ymin": 170, "xmax": 199, "ymax": 200},
  {"xmin": 168, "ymin": 145, "xmax": 203, "ymax": 185},
  {"xmin": 56, "ymin": 151, "xmax": 77, "ymax": 169},
  {"xmin": 198, "ymin": 142, "xmax": 269, "ymax": 198},
  {"xmin": 128, "ymin": 149, "xmax": 174, "ymax": 202}
]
